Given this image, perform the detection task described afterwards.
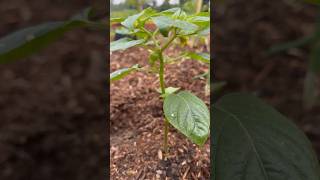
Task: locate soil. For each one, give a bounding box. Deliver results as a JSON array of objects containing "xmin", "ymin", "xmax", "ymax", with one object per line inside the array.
[
  {"xmin": 214, "ymin": 0, "xmax": 320, "ymax": 157},
  {"xmin": 0, "ymin": 1, "xmax": 107, "ymax": 180},
  {"xmin": 110, "ymin": 45, "xmax": 210, "ymax": 179}
]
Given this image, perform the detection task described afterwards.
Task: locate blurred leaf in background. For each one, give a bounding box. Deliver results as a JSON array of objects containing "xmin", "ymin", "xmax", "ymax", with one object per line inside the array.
[{"xmin": 0, "ymin": 8, "xmax": 105, "ymax": 63}]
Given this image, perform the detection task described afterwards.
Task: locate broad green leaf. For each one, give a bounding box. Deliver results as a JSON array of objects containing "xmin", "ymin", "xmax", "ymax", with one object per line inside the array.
[
  {"xmin": 110, "ymin": 64, "xmax": 139, "ymax": 82},
  {"xmin": 188, "ymin": 18, "xmax": 209, "ymax": 32},
  {"xmin": 187, "ymin": 15, "xmax": 210, "ymax": 24},
  {"xmin": 174, "ymin": 19, "xmax": 199, "ymax": 34},
  {"xmin": 151, "ymin": 16, "xmax": 198, "ymax": 35},
  {"xmin": 121, "ymin": 7, "xmax": 155, "ymax": 29},
  {"xmin": 163, "ymin": 91, "xmax": 210, "ymax": 146},
  {"xmin": 156, "ymin": 7, "xmax": 182, "ymax": 16},
  {"xmin": 172, "ymin": 8, "xmax": 187, "ymax": 20},
  {"xmin": 0, "ymin": 21, "xmax": 87, "ymax": 63},
  {"xmin": 110, "ymin": 38, "xmax": 144, "ymax": 52},
  {"xmin": 184, "ymin": 52, "xmax": 210, "ymax": 63},
  {"xmin": 0, "ymin": 8, "xmax": 93, "ymax": 63},
  {"xmin": 121, "ymin": 13, "xmax": 143, "ymax": 29},
  {"xmin": 151, "ymin": 16, "xmax": 173, "ymax": 31},
  {"xmin": 198, "ymin": 27, "xmax": 210, "ymax": 36},
  {"xmin": 213, "ymin": 93, "xmax": 320, "ymax": 180},
  {"xmin": 186, "ymin": 14, "xmax": 210, "ymax": 36},
  {"xmin": 137, "ymin": 8, "xmax": 157, "ymax": 22}
]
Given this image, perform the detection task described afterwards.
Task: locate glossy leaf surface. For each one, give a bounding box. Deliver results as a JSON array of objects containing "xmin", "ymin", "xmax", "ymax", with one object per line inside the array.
[
  {"xmin": 164, "ymin": 91, "xmax": 210, "ymax": 146},
  {"xmin": 110, "ymin": 64, "xmax": 139, "ymax": 82},
  {"xmin": 110, "ymin": 38, "xmax": 144, "ymax": 52}
]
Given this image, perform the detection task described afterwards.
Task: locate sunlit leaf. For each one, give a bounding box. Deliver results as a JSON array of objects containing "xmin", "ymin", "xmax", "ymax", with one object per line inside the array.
[
  {"xmin": 151, "ymin": 16, "xmax": 198, "ymax": 35},
  {"xmin": 110, "ymin": 38, "xmax": 144, "ymax": 52},
  {"xmin": 184, "ymin": 52, "xmax": 210, "ymax": 63},
  {"xmin": 164, "ymin": 91, "xmax": 210, "ymax": 146},
  {"xmin": 110, "ymin": 64, "xmax": 140, "ymax": 82},
  {"xmin": 121, "ymin": 13, "xmax": 143, "ymax": 29}
]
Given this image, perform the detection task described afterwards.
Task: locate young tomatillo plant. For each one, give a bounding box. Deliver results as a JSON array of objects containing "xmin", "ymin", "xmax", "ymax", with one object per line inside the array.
[{"xmin": 110, "ymin": 7, "xmax": 210, "ymax": 158}]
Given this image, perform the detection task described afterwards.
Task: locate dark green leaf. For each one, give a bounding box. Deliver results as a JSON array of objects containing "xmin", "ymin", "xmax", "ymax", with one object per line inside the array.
[
  {"xmin": 110, "ymin": 38, "xmax": 144, "ymax": 52},
  {"xmin": 0, "ymin": 21, "xmax": 87, "ymax": 63},
  {"xmin": 0, "ymin": 8, "xmax": 93, "ymax": 63},
  {"xmin": 267, "ymin": 35, "xmax": 314, "ymax": 55},
  {"xmin": 213, "ymin": 93, "xmax": 320, "ymax": 180},
  {"xmin": 110, "ymin": 64, "xmax": 139, "ymax": 82},
  {"xmin": 164, "ymin": 91, "xmax": 210, "ymax": 146}
]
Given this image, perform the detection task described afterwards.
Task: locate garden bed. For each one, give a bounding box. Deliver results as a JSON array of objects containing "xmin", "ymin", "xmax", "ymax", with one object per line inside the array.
[{"xmin": 110, "ymin": 46, "xmax": 210, "ymax": 179}]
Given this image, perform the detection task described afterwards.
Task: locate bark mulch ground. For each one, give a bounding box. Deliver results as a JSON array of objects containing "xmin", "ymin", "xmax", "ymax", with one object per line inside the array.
[
  {"xmin": 110, "ymin": 46, "xmax": 210, "ymax": 179},
  {"xmin": 0, "ymin": 1, "xmax": 107, "ymax": 179}
]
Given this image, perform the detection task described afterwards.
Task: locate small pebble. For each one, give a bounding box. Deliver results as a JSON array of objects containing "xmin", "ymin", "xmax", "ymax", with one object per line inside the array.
[{"xmin": 158, "ymin": 150, "xmax": 163, "ymax": 160}]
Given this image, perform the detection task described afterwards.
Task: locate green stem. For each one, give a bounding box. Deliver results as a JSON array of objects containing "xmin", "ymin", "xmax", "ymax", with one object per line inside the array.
[
  {"xmin": 159, "ymin": 52, "xmax": 166, "ymax": 94},
  {"xmin": 158, "ymin": 29, "xmax": 177, "ymax": 160},
  {"xmin": 159, "ymin": 52, "xmax": 168, "ymax": 158}
]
